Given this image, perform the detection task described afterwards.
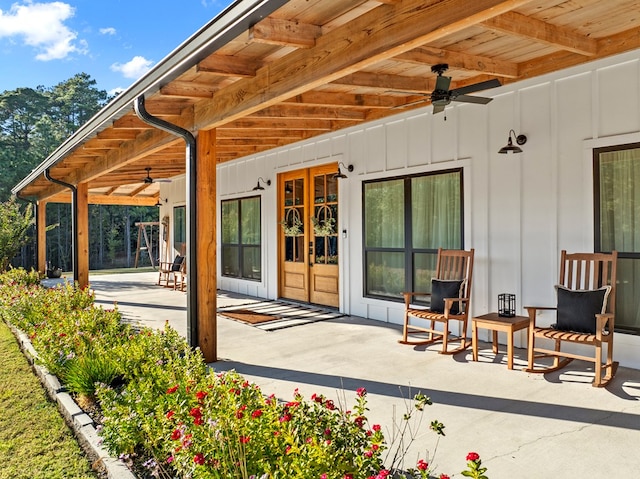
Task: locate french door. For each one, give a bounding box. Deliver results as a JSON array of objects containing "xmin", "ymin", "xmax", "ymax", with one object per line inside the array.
[{"xmin": 278, "ymin": 164, "xmax": 340, "ymax": 307}]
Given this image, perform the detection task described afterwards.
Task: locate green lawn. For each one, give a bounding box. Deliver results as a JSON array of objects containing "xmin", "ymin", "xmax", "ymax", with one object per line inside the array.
[{"xmin": 0, "ymin": 321, "xmax": 98, "ymax": 479}]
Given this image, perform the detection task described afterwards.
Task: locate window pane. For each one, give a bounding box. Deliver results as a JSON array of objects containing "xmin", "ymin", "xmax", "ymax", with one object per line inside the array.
[
  {"xmin": 173, "ymin": 206, "xmax": 186, "ymax": 254},
  {"xmin": 241, "ymin": 197, "xmax": 260, "ymax": 245},
  {"xmin": 222, "ymin": 245, "xmax": 239, "ymax": 276},
  {"xmin": 615, "ymin": 258, "xmax": 640, "ymax": 333},
  {"xmin": 364, "ymin": 179, "xmax": 404, "ymax": 248},
  {"xmin": 242, "ymin": 246, "xmax": 261, "ymax": 280},
  {"xmin": 412, "ymin": 172, "xmax": 461, "ymax": 249},
  {"xmin": 598, "ymin": 149, "xmax": 640, "ymax": 253},
  {"xmin": 222, "ymin": 200, "xmax": 239, "ymax": 244},
  {"xmin": 414, "ymin": 252, "xmax": 438, "ymax": 293},
  {"xmin": 366, "ymin": 251, "xmax": 405, "ymax": 299}
]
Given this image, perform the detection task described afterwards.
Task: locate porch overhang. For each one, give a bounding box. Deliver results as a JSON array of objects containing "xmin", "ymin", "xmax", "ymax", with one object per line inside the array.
[{"xmin": 12, "ymin": 0, "xmax": 640, "ymax": 204}]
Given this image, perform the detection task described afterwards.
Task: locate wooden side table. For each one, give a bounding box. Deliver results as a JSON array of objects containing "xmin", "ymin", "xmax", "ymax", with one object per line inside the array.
[{"xmin": 472, "ymin": 312, "xmax": 529, "ymax": 370}]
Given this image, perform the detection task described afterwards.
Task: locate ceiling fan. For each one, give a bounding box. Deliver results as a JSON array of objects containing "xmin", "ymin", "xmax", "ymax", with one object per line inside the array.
[
  {"xmin": 143, "ymin": 167, "xmax": 172, "ymax": 184},
  {"xmin": 394, "ymin": 64, "xmax": 501, "ymax": 114}
]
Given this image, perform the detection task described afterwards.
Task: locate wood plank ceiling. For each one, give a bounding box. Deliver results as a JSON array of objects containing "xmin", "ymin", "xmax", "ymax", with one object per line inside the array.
[{"xmin": 16, "ymin": 0, "xmax": 640, "ymax": 205}]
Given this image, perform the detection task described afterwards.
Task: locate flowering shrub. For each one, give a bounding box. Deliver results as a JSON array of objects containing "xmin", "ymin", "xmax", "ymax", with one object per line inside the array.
[{"xmin": 0, "ymin": 268, "xmax": 489, "ymax": 479}]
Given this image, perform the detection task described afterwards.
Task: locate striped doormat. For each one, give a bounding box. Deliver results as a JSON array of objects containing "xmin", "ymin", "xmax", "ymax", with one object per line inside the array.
[{"xmin": 218, "ymin": 300, "xmax": 344, "ymax": 331}]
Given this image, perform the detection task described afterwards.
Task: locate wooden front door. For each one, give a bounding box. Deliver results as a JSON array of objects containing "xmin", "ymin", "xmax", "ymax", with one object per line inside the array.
[{"xmin": 278, "ymin": 164, "xmax": 340, "ymax": 307}]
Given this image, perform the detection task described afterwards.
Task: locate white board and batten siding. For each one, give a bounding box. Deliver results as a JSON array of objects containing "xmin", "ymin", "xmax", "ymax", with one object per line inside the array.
[{"xmin": 161, "ymin": 49, "xmax": 640, "ymax": 370}]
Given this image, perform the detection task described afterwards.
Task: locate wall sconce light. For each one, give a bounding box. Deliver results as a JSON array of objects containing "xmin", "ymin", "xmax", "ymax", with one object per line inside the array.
[
  {"xmin": 333, "ymin": 162, "xmax": 354, "ymax": 179},
  {"xmin": 155, "ymin": 197, "xmax": 167, "ymax": 207},
  {"xmin": 498, "ymin": 129, "xmax": 527, "ymax": 154},
  {"xmin": 252, "ymin": 177, "xmax": 271, "ymax": 191}
]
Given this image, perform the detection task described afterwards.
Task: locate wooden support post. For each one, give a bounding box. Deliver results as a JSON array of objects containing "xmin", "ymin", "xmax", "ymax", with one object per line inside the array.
[
  {"xmin": 37, "ymin": 201, "xmax": 47, "ymax": 273},
  {"xmin": 196, "ymin": 128, "xmax": 217, "ymax": 362},
  {"xmin": 76, "ymin": 183, "xmax": 90, "ymax": 289}
]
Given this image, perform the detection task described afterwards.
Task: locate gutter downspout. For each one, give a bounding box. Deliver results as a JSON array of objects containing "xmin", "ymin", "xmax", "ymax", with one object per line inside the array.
[
  {"xmin": 134, "ymin": 95, "xmax": 198, "ymax": 349},
  {"xmin": 43, "ymin": 170, "xmax": 78, "ymax": 283},
  {"xmin": 15, "ymin": 192, "xmax": 38, "ymax": 271}
]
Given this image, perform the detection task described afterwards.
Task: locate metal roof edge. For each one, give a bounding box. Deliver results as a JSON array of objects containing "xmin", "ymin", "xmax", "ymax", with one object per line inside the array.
[{"xmin": 12, "ymin": 0, "xmax": 289, "ymax": 197}]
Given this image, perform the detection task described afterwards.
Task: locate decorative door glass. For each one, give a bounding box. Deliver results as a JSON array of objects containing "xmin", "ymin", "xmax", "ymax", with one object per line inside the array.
[
  {"xmin": 283, "ymin": 178, "xmax": 305, "ymax": 262},
  {"xmin": 312, "ymin": 173, "xmax": 338, "ymax": 265}
]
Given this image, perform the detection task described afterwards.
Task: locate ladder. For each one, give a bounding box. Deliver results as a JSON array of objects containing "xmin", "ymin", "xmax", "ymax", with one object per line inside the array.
[{"xmin": 134, "ymin": 222, "xmax": 160, "ymax": 268}]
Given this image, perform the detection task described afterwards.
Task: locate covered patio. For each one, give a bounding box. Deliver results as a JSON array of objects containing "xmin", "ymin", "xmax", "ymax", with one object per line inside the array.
[{"xmin": 87, "ymin": 271, "xmax": 640, "ymax": 477}]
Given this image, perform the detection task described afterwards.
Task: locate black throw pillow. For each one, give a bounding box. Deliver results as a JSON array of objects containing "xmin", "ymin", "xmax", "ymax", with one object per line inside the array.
[
  {"xmin": 171, "ymin": 255, "xmax": 185, "ymax": 272},
  {"xmin": 430, "ymin": 279, "xmax": 464, "ymax": 314},
  {"xmin": 554, "ymin": 285, "xmax": 611, "ymax": 334}
]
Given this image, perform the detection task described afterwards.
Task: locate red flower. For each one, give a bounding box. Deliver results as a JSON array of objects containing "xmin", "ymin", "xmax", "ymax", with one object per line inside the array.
[
  {"xmin": 324, "ymin": 428, "xmax": 331, "ymax": 436},
  {"xmin": 372, "ymin": 424, "xmax": 381, "ymax": 432},
  {"xmin": 251, "ymin": 409, "xmax": 263, "ymax": 418},
  {"xmin": 354, "ymin": 416, "xmax": 365, "ymax": 427},
  {"xmin": 194, "ymin": 416, "xmax": 204, "ymax": 426},
  {"xmin": 240, "ymin": 435, "xmax": 250, "ymax": 444},
  {"xmin": 325, "ymin": 400, "xmax": 335, "ymax": 410},
  {"xmin": 166, "ymin": 410, "xmax": 175, "ymax": 420},
  {"xmin": 171, "ymin": 429, "xmax": 181, "ymax": 440},
  {"xmin": 279, "ymin": 414, "xmax": 292, "ymax": 422},
  {"xmin": 193, "ymin": 453, "xmax": 205, "ymax": 465},
  {"xmin": 166, "ymin": 385, "xmax": 179, "ymax": 394},
  {"xmin": 357, "ymin": 387, "xmax": 367, "ymax": 397},
  {"xmin": 196, "ymin": 390, "xmax": 208, "ymax": 402},
  {"xmin": 439, "ymin": 475, "xmax": 450, "ymax": 479},
  {"xmin": 466, "ymin": 452, "xmax": 480, "ymax": 462},
  {"xmin": 235, "ymin": 410, "xmax": 244, "ymax": 419},
  {"xmin": 417, "ymin": 459, "xmax": 429, "ymax": 471},
  {"xmin": 189, "ymin": 407, "xmax": 202, "ymax": 419},
  {"xmin": 344, "ymin": 475, "xmax": 353, "ymax": 479}
]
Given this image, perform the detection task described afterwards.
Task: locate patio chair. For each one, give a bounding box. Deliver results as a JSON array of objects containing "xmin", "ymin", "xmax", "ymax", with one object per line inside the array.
[
  {"xmin": 525, "ymin": 250, "xmax": 618, "ymax": 387},
  {"xmin": 157, "ymin": 255, "xmax": 184, "ymax": 288},
  {"xmin": 173, "ymin": 261, "xmax": 187, "ymax": 292},
  {"xmin": 400, "ymin": 248, "xmax": 474, "ymax": 354}
]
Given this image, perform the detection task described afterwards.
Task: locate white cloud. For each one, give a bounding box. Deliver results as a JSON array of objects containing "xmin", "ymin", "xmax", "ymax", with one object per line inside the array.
[
  {"xmin": 0, "ymin": 1, "xmax": 84, "ymax": 61},
  {"xmin": 111, "ymin": 55, "xmax": 154, "ymax": 79},
  {"xmin": 108, "ymin": 86, "xmax": 125, "ymax": 97},
  {"xmin": 99, "ymin": 27, "xmax": 116, "ymax": 35}
]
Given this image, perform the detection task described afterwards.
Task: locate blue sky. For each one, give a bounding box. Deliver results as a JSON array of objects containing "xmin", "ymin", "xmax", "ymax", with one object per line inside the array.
[{"xmin": 0, "ymin": 0, "xmax": 228, "ymax": 95}]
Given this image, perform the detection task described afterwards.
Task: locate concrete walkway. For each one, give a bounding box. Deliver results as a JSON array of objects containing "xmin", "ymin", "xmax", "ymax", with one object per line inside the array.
[{"xmin": 89, "ymin": 271, "xmax": 640, "ymax": 478}]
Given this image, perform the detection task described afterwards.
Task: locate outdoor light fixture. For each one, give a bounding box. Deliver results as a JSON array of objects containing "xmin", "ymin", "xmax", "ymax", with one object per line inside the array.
[
  {"xmin": 252, "ymin": 177, "xmax": 271, "ymax": 191},
  {"xmin": 498, "ymin": 129, "xmax": 527, "ymax": 154},
  {"xmin": 155, "ymin": 197, "xmax": 167, "ymax": 207},
  {"xmin": 333, "ymin": 162, "xmax": 354, "ymax": 179}
]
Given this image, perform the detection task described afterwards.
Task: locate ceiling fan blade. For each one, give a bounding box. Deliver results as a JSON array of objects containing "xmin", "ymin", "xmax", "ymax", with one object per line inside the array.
[
  {"xmin": 452, "ymin": 94, "xmax": 493, "ymax": 105},
  {"xmin": 450, "ymin": 78, "xmax": 501, "ymax": 96},
  {"xmin": 434, "ymin": 75, "xmax": 451, "ymax": 92},
  {"xmin": 154, "ymin": 178, "xmax": 173, "ymax": 183},
  {"xmin": 433, "ymin": 103, "xmax": 446, "ymax": 114}
]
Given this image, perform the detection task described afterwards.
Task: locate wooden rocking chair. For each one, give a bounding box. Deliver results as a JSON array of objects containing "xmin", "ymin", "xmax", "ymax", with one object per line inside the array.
[
  {"xmin": 400, "ymin": 248, "xmax": 474, "ymax": 354},
  {"xmin": 157, "ymin": 255, "xmax": 184, "ymax": 288},
  {"xmin": 525, "ymin": 250, "xmax": 618, "ymax": 387}
]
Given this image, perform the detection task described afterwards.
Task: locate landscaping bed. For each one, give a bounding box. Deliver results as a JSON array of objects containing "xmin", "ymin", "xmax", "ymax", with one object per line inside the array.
[{"xmin": 0, "ymin": 268, "xmax": 488, "ymax": 479}]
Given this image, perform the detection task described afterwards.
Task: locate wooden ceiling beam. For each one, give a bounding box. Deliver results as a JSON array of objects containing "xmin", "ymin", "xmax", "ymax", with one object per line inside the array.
[
  {"xmin": 197, "ymin": 54, "xmax": 258, "ymax": 77},
  {"xmin": 45, "ymin": 191, "xmax": 158, "ymax": 206},
  {"xmin": 393, "ymin": 46, "xmax": 519, "ymax": 78},
  {"xmin": 194, "ymin": 0, "xmax": 532, "ymax": 130},
  {"xmin": 248, "ymin": 104, "xmax": 366, "ymax": 121},
  {"xmin": 96, "ymin": 130, "xmax": 139, "ymax": 140},
  {"xmin": 249, "ymin": 17, "xmax": 321, "ymax": 48},
  {"xmin": 482, "ymin": 11, "xmax": 598, "ymax": 56},
  {"xmin": 160, "ymin": 81, "xmax": 217, "ymax": 99},
  {"xmin": 332, "ymin": 71, "xmax": 434, "ymax": 92},
  {"xmin": 215, "ymin": 128, "xmax": 313, "ymax": 139},
  {"xmin": 112, "ymin": 116, "xmax": 154, "ymax": 129},
  {"xmin": 128, "ymin": 183, "xmax": 153, "ymax": 197},
  {"xmin": 218, "ymin": 118, "xmax": 335, "ymax": 130},
  {"xmin": 283, "ymin": 91, "xmax": 406, "ymax": 108},
  {"xmin": 518, "ymin": 26, "xmax": 640, "ymax": 80}
]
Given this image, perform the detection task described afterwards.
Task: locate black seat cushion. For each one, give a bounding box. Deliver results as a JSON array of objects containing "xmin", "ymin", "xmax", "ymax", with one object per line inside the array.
[
  {"xmin": 430, "ymin": 279, "xmax": 464, "ymax": 314},
  {"xmin": 554, "ymin": 285, "xmax": 611, "ymax": 334},
  {"xmin": 171, "ymin": 255, "xmax": 185, "ymax": 272}
]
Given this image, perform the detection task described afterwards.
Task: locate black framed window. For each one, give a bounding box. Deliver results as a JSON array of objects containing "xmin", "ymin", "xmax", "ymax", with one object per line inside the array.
[
  {"xmin": 594, "ymin": 143, "xmax": 640, "ymax": 334},
  {"xmin": 221, "ymin": 196, "xmax": 262, "ymax": 281},
  {"xmin": 173, "ymin": 206, "xmax": 186, "ymax": 255},
  {"xmin": 363, "ymin": 169, "xmax": 463, "ymax": 300}
]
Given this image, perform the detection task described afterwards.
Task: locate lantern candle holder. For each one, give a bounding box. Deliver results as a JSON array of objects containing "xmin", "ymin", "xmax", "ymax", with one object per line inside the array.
[{"xmin": 498, "ymin": 293, "xmax": 516, "ymax": 317}]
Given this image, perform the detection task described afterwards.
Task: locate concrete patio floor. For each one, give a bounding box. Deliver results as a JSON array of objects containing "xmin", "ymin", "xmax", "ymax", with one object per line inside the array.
[{"xmin": 88, "ymin": 271, "xmax": 640, "ymax": 478}]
